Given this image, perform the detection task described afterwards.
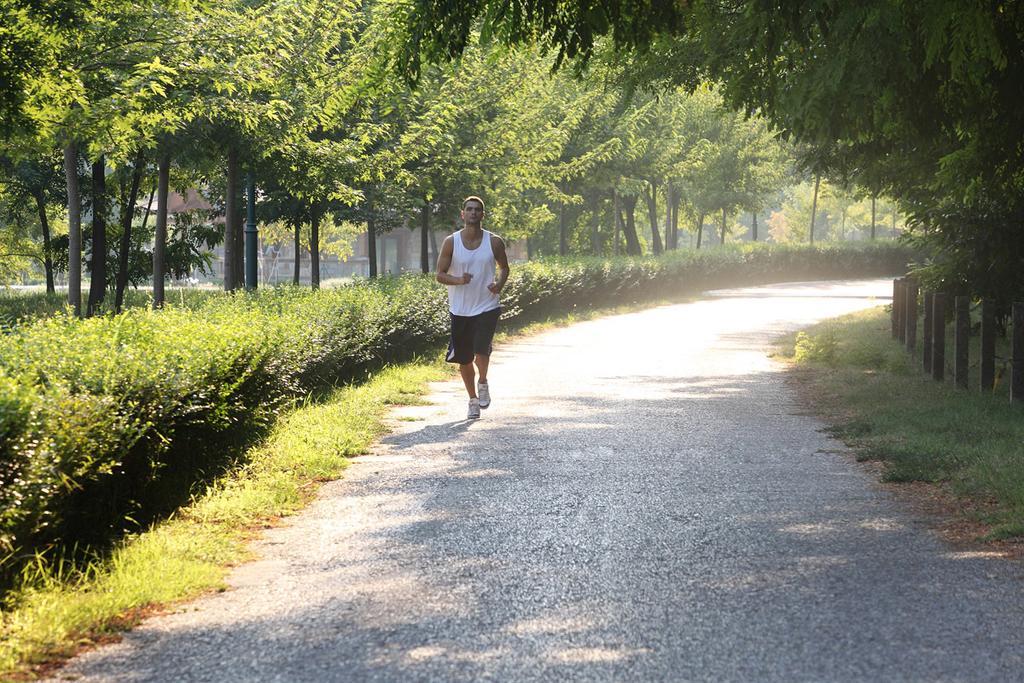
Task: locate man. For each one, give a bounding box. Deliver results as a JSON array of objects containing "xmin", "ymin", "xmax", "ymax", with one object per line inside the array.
[{"xmin": 436, "ymin": 196, "xmax": 510, "ymax": 419}]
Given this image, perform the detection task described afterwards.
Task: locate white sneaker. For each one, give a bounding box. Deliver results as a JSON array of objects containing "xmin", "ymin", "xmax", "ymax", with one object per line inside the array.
[
  {"xmin": 467, "ymin": 397, "xmax": 481, "ymax": 419},
  {"xmin": 478, "ymin": 382, "xmax": 491, "ymax": 409}
]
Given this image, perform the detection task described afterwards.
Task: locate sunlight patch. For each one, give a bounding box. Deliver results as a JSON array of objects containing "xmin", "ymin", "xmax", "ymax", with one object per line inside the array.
[
  {"xmin": 857, "ymin": 518, "xmax": 904, "ymax": 531},
  {"xmin": 546, "ymin": 646, "xmax": 649, "ymax": 664},
  {"xmin": 507, "ymin": 615, "xmax": 596, "ymax": 636},
  {"xmin": 942, "ymin": 551, "xmax": 1006, "ymax": 560},
  {"xmin": 780, "ymin": 522, "xmax": 837, "ymax": 535}
]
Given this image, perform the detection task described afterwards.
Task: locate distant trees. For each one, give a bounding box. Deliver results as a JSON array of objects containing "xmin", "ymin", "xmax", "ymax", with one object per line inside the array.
[
  {"xmin": 1, "ymin": 0, "xmax": 919, "ymax": 309},
  {"xmin": 400, "ymin": 0, "xmax": 1024, "ymax": 302}
]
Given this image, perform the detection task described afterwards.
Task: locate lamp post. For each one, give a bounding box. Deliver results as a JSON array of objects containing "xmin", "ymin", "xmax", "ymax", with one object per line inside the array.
[{"xmin": 244, "ymin": 172, "xmax": 258, "ymax": 290}]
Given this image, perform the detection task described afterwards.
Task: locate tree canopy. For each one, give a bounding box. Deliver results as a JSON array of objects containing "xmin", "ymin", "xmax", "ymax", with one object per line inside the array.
[
  {"xmin": 1, "ymin": 0, "xmax": 927, "ymax": 310},
  {"xmin": 401, "ymin": 0, "xmax": 1024, "ymax": 301}
]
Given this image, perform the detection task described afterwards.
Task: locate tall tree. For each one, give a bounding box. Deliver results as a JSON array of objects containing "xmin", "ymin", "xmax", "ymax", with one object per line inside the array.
[{"xmin": 86, "ymin": 157, "xmax": 107, "ymax": 315}]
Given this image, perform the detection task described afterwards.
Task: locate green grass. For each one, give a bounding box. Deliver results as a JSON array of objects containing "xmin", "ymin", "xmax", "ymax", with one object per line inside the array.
[
  {"xmin": 781, "ymin": 306, "xmax": 1024, "ymax": 538},
  {"xmin": 0, "ymin": 357, "xmax": 451, "ymax": 679}
]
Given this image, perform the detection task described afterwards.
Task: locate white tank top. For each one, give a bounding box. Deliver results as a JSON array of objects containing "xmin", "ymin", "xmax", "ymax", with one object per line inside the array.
[{"xmin": 448, "ymin": 229, "xmax": 500, "ymax": 316}]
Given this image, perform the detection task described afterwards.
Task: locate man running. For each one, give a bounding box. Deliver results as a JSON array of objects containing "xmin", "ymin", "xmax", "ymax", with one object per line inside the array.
[{"xmin": 436, "ymin": 196, "xmax": 510, "ymax": 419}]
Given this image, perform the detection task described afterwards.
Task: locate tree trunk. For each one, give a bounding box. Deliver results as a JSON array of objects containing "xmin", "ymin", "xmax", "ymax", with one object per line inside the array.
[
  {"xmin": 720, "ymin": 207, "xmax": 727, "ymax": 245},
  {"xmin": 235, "ymin": 187, "xmax": 245, "ymax": 286},
  {"xmin": 590, "ymin": 206, "xmax": 600, "ymax": 254},
  {"xmin": 621, "ymin": 195, "xmax": 642, "ymax": 255},
  {"xmin": 420, "ymin": 202, "xmax": 430, "ymax": 273},
  {"xmin": 559, "ymin": 201, "xmax": 568, "ymax": 256},
  {"xmin": 752, "ymin": 212, "xmax": 758, "ymax": 241},
  {"xmin": 367, "ymin": 207, "xmax": 377, "ymax": 278},
  {"xmin": 87, "ymin": 156, "xmax": 107, "ymax": 315},
  {"xmin": 115, "ymin": 150, "xmax": 144, "ymax": 311},
  {"xmin": 612, "ymin": 188, "xmax": 620, "ymax": 255},
  {"xmin": 667, "ymin": 191, "xmax": 675, "ymax": 249},
  {"xmin": 140, "ymin": 186, "xmax": 155, "ymax": 235},
  {"xmin": 153, "ymin": 153, "xmax": 170, "ymax": 309},
  {"xmin": 310, "ymin": 207, "xmax": 320, "ymax": 290},
  {"xmin": 34, "ymin": 191, "xmax": 55, "ymax": 293},
  {"xmin": 840, "ymin": 207, "xmax": 847, "ymax": 241},
  {"xmin": 870, "ymin": 194, "xmax": 877, "ymax": 240},
  {"xmin": 665, "ymin": 181, "xmax": 673, "ymax": 250},
  {"xmin": 645, "ymin": 181, "xmax": 663, "ymax": 255},
  {"xmin": 696, "ymin": 212, "xmax": 705, "ymax": 249},
  {"xmin": 64, "ymin": 142, "xmax": 82, "ymax": 316},
  {"xmin": 809, "ymin": 173, "xmax": 820, "ymax": 245},
  {"xmin": 292, "ymin": 213, "xmax": 301, "ymax": 285},
  {"xmin": 234, "ymin": 183, "xmax": 244, "ymax": 287},
  {"xmin": 224, "ymin": 147, "xmax": 239, "ymax": 290}
]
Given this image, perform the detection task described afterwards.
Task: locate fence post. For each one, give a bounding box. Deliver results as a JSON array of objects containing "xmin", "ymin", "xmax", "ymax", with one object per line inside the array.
[
  {"xmin": 955, "ymin": 295, "xmax": 969, "ymax": 389},
  {"xmin": 891, "ymin": 278, "xmax": 901, "ymax": 339},
  {"xmin": 932, "ymin": 292, "xmax": 946, "ymax": 381},
  {"xmin": 905, "ymin": 280, "xmax": 918, "ymax": 353},
  {"xmin": 922, "ymin": 291, "xmax": 934, "ymax": 373},
  {"xmin": 1012, "ymin": 303, "xmax": 1024, "ymax": 403},
  {"xmin": 981, "ymin": 299, "xmax": 996, "ymax": 393},
  {"xmin": 896, "ymin": 278, "xmax": 907, "ymax": 344}
]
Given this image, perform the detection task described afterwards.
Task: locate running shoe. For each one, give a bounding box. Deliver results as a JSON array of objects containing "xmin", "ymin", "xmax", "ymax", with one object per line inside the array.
[
  {"xmin": 467, "ymin": 397, "xmax": 481, "ymax": 419},
  {"xmin": 478, "ymin": 382, "xmax": 491, "ymax": 409}
]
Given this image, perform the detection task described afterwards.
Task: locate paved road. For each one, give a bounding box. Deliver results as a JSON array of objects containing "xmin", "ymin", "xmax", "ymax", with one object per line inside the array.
[{"xmin": 51, "ymin": 279, "xmax": 1024, "ymax": 682}]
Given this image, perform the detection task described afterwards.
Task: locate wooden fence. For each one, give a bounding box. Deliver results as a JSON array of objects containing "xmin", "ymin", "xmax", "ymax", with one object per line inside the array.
[{"xmin": 891, "ymin": 277, "xmax": 1024, "ymax": 401}]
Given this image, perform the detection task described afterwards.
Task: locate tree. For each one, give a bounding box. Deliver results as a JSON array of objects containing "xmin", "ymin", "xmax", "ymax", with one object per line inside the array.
[
  {"xmin": 400, "ymin": 1, "xmax": 1024, "ymax": 300},
  {"xmin": 0, "ymin": 153, "xmax": 65, "ymax": 291}
]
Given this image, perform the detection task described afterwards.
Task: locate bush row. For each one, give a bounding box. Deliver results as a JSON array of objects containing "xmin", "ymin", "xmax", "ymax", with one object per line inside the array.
[
  {"xmin": 0, "ymin": 289, "xmax": 220, "ymax": 331},
  {"xmin": 0, "ymin": 242, "xmax": 912, "ymax": 583}
]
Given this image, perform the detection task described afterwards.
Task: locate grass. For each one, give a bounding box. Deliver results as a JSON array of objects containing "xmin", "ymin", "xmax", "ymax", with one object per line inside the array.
[
  {"xmin": 0, "ymin": 358, "xmax": 451, "ymax": 679},
  {"xmin": 780, "ymin": 306, "xmax": 1024, "ymax": 539}
]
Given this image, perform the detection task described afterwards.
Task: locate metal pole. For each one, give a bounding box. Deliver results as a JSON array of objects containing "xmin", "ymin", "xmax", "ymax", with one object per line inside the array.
[
  {"xmin": 1012, "ymin": 303, "xmax": 1024, "ymax": 402},
  {"xmin": 905, "ymin": 280, "xmax": 918, "ymax": 354},
  {"xmin": 891, "ymin": 279, "xmax": 901, "ymax": 339},
  {"xmin": 244, "ymin": 172, "xmax": 258, "ymax": 291},
  {"xmin": 896, "ymin": 278, "xmax": 907, "ymax": 344},
  {"xmin": 981, "ymin": 299, "xmax": 996, "ymax": 392},
  {"xmin": 954, "ymin": 295, "xmax": 969, "ymax": 389},
  {"xmin": 932, "ymin": 292, "xmax": 946, "ymax": 381},
  {"xmin": 922, "ymin": 292, "xmax": 933, "ymax": 373}
]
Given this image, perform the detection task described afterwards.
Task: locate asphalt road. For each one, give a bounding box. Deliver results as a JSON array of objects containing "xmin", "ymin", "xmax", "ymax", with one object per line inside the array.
[{"xmin": 50, "ymin": 279, "xmax": 1024, "ymax": 682}]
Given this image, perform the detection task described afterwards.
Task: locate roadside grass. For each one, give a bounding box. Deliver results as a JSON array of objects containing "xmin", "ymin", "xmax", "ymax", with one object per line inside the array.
[
  {"xmin": 0, "ymin": 358, "xmax": 452, "ymax": 679},
  {"xmin": 780, "ymin": 306, "xmax": 1024, "ymax": 539},
  {"xmin": 0, "ymin": 293, "xmax": 693, "ymax": 678}
]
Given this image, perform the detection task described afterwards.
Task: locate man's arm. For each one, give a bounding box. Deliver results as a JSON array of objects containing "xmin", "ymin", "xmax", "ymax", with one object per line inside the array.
[
  {"xmin": 435, "ymin": 235, "xmax": 471, "ymax": 285},
  {"xmin": 488, "ymin": 234, "xmax": 510, "ymax": 294}
]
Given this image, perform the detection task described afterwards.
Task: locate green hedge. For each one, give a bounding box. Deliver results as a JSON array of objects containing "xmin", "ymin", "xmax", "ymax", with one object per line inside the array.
[
  {"xmin": 0, "ymin": 243, "xmax": 911, "ymax": 583},
  {"xmin": 0, "ymin": 289, "xmax": 218, "ymax": 331}
]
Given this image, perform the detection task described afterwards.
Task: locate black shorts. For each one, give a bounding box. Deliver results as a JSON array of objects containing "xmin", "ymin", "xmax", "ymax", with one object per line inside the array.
[{"xmin": 447, "ymin": 307, "xmax": 501, "ymax": 364}]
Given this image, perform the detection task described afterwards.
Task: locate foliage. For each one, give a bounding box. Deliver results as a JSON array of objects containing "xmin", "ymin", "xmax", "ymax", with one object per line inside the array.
[
  {"xmin": 3, "ymin": 0, "xmax": 909, "ymax": 296},
  {"xmin": 400, "ymin": 0, "xmax": 1023, "ymax": 302},
  {"xmin": 793, "ymin": 329, "xmax": 838, "ymax": 366}
]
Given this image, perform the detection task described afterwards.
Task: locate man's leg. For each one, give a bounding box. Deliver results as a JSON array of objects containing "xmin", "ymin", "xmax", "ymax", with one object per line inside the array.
[
  {"xmin": 473, "ymin": 308, "xmax": 500, "ymax": 386},
  {"xmin": 474, "ymin": 353, "xmax": 489, "ymax": 384},
  {"xmin": 460, "ymin": 362, "xmax": 477, "ymax": 398}
]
